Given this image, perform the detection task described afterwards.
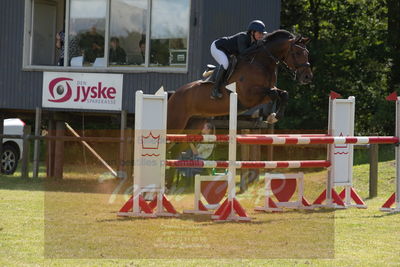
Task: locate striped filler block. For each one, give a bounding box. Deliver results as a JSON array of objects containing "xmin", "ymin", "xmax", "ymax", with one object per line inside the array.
[
  {"xmin": 183, "ymin": 175, "xmax": 229, "ymax": 215},
  {"xmin": 255, "ymin": 173, "xmax": 312, "ymax": 212},
  {"xmin": 166, "ymin": 160, "xmax": 331, "ymax": 169},
  {"xmin": 167, "ymin": 135, "xmax": 399, "ymax": 145}
]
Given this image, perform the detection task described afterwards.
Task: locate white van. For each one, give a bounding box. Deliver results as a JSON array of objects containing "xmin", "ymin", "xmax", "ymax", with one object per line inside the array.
[{"xmin": 2, "ymin": 119, "xmax": 24, "ymax": 175}]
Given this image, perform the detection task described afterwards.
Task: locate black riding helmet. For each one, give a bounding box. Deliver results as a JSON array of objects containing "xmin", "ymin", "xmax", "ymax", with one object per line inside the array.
[{"xmin": 247, "ymin": 20, "xmax": 267, "ymax": 34}]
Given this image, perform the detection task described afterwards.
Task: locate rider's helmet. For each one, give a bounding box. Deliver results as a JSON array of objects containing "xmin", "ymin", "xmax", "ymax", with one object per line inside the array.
[{"xmin": 247, "ymin": 20, "xmax": 267, "ymax": 34}]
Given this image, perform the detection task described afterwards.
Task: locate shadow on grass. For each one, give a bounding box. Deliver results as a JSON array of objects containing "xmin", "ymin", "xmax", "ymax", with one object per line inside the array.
[
  {"xmin": 95, "ymin": 208, "xmax": 335, "ymax": 226},
  {"xmin": 0, "ymin": 174, "xmax": 128, "ymax": 195}
]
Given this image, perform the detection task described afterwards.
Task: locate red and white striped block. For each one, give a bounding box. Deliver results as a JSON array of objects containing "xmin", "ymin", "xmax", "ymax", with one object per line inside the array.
[{"xmin": 166, "ymin": 160, "xmax": 331, "ymax": 169}]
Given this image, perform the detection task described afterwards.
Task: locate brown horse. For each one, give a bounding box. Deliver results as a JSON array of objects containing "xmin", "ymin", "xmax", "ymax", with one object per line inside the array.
[{"xmin": 167, "ymin": 30, "xmax": 312, "ymax": 132}]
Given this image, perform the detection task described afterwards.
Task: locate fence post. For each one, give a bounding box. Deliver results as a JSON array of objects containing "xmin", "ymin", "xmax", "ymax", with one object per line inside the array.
[
  {"xmin": 54, "ymin": 121, "xmax": 65, "ymax": 180},
  {"xmin": 32, "ymin": 107, "xmax": 42, "ymax": 179},
  {"xmin": 369, "ymin": 143, "xmax": 379, "ymax": 198},
  {"xmin": 119, "ymin": 110, "xmax": 127, "ymax": 179},
  {"xmin": 21, "ymin": 125, "xmax": 31, "ymax": 179},
  {"xmin": 47, "ymin": 116, "xmax": 56, "ymax": 178},
  {"xmin": 126, "ymin": 128, "xmax": 134, "ymax": 180},
  {"xmin": 240, "ymin": 129, "xmax": 250, "ymax": 193},
  {"xmin": 249, "ymin": 128, "xmax": 261, "ymax": 184}
]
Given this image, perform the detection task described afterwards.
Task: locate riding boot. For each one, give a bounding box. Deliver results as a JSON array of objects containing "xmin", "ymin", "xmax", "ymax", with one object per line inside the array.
[{"xmin": 210, "ymin": 65, "xmax": 226, "ymax": 100}]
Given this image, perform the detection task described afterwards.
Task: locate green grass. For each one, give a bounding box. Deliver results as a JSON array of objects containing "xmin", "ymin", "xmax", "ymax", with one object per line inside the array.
[{"xmin": 0, "ymin": 161, "xmax": 399, "ymax": 266}]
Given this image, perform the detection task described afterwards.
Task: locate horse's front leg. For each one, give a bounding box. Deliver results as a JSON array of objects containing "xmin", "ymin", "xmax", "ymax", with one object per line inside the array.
[{"xmin": 264, "ymin": 87, "xmax": 289, "ymax": 123}]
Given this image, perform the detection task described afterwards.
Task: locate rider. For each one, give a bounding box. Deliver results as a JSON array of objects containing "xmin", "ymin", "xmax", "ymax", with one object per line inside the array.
[{"xmin": 210, "ymin": 20, "xmax": 267, "ymax": 99}]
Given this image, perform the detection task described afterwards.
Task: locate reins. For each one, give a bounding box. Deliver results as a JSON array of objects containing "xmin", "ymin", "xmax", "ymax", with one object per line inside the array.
[{"xmin": 237, "ymin": 32, "xmax": 310, "ymax": 80}]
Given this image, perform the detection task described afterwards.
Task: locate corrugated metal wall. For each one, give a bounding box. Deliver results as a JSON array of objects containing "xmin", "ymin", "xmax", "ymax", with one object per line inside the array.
[
  {"xmin": 199, "ymin": 0, "xmax": 281, "ymax": 69},
  {"xmin": 0, "ymin": 0, "xmax": 280, "ymax": 114},
  {"xmin": 0, "ymin": 0, "xmax": 44, "ymax": 112}
]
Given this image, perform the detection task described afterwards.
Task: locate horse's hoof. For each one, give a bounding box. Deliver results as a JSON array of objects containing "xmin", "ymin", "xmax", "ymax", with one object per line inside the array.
[{"xmin": 266, "ymin": 113, "xmax": 278, "ymax": 124}]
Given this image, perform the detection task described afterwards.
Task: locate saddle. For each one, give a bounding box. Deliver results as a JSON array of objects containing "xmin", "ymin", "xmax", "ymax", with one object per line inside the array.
[{"xmin": 201, "ymin": 55, "xmax": 237, "ymax": 84}]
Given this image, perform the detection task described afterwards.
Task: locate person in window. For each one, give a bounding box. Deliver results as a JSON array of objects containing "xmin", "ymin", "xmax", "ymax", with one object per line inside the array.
[
  {"xmin": 209, "ymin": 20, "xmax": 267, "ymax": 99},
  {"xmin": 109, "ymin": 37, "xmax": 126, "ymax": 64},
  {"xmin": 139, "ymin": 38, "xmax": 146, "ymax": 63},
  {"xmin": 150, "ymin": 39, "xmax": 169, "ymax": 66},
  {"xmin": 79, "ymin": 26, "xmax": 105, "ymax": 64},
  {"xmin": 55, "ymin": 30, "xmax": 65, "ymax": 66},
  {"xmin": 55, "ymin": 30, "xmax": 81, "ymax": 66}
]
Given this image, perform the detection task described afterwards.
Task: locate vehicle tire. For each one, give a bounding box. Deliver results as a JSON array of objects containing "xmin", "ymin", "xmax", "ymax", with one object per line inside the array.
[{"xmin": 1, "ymin": 144, "xmax": 19, "ymax": 175}]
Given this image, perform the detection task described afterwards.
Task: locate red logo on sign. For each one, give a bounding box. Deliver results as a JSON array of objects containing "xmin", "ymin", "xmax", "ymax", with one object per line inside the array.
[{"xmin": 48, "ymin": 77, "xmax": 73, "ymax": 102}]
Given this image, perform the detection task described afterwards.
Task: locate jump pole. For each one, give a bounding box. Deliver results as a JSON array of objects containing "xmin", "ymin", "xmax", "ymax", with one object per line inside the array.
[{"xmin": 118, "ymin": 88, "xmax": 177, "ymax": 217}]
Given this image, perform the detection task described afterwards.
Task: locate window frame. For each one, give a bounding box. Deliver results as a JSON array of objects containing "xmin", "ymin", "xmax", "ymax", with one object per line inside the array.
[{"xmin": 23, "ymin": 0, "xmax": 191, "ymax": 73}]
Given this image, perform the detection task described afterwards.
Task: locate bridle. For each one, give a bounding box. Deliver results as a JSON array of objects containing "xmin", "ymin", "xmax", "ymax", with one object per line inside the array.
[
  {"xmin": 263, "ymin": 38, "xmax": 310, "ymax": 79},
  {"xmin": 284, "ymin": 41, "xmax": 310, "ymax": 70}
]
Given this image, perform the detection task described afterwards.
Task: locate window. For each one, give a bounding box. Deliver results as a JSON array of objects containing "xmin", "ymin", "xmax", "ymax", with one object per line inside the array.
[
  {"xmin": 150, "ymin": 0, "xmax": 189, "ymax": 67},
  {"xmin": 109, "ymin": 0, "xmax": 148, "ymax": 67},
  {"xmin": 68, "ymin": 0, "xmax": 107, "ymax": 67},
  {"xmin": 30, "ymin": 0, "xmax": 60, "ymax": 66},
  {"xmin": 25, "ymin": 0, "xmax": 190, "ymax": 71}
]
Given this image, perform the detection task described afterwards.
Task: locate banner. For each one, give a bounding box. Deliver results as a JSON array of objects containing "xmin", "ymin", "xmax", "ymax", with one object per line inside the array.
[{"xmin": 42, "ymin": 72, "xmax": 123, "ymax": 111}]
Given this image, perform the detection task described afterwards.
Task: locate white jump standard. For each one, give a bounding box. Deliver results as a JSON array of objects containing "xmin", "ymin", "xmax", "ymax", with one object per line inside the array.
[
  {"xmin": 380, "ymin": 92, "xmax": 400, "ymax": 212},
  {"xmin": 118, "ymin": 89, "xmax": 178, "ymax": 217}
]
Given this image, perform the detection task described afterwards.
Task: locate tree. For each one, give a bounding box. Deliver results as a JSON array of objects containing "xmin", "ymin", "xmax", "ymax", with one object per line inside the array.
[
  {"xmin": 387, "ymin": 0, "xmax": 400, "ymax": 92},
  {"xmin": 279, "ymin": 0, "xmax": 392, "ymax": 135}
]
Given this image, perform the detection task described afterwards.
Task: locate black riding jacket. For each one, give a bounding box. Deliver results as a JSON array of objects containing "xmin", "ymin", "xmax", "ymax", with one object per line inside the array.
[{"xmin": 215, "ymin": 32, "xmax": 258, "ymax": 56}]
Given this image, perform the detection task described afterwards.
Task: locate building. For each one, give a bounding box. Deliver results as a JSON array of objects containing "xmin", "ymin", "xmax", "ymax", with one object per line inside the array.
[
  {"xmin": 0, "ymin": 0, "xmax": 280, "ymax": 118},
  {"xmin": 0, "ymin": 0, "xmax": 280, "ymax": 178}
]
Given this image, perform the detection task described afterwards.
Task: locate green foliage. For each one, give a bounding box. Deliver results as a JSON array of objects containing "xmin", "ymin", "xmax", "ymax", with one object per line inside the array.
[{"xmin": 279, "ymin": 0, "xmax": 395, "ymax": 135}]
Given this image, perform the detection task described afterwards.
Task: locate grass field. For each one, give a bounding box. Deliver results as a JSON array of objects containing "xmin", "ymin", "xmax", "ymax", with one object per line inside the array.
[{"xmin": 0, "ymin": 161, "xmax": 399, "ymax": 266}]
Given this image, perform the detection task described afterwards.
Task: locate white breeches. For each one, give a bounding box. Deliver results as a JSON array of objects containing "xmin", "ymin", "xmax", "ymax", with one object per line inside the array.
[{"xmin": 210, "ymin": 41, "xmax": 229, "ymax": 70}]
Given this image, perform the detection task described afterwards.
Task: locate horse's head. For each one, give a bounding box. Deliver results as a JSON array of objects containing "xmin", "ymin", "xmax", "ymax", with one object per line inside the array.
[
  {"xmin": 283, "ymin": 36, "xmax": 313, "ymax": 85},
  {"xmin": 261, "ymin": 30, "xmax": 313, "ymax": 85}
]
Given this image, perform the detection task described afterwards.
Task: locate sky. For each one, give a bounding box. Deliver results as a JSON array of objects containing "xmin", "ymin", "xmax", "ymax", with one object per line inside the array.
[{"xmin": 70, "ymin": 0, "xmax": 189, "ymax": 39}]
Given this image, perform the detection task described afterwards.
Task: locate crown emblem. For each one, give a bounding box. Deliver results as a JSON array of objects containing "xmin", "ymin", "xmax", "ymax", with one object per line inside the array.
[{"xmin": 141, "ymin": 132, "xmax": 160, "ymax": 150}]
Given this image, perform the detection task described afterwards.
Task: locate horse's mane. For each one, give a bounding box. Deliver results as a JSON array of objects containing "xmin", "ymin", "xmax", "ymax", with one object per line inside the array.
[
  {"xmin": 240, "ymin": 29, "xmax": 295, "ymax": 60},
  {"xmin": 263, "ymin": 29, "xmax": 295, "ymax": 42}
]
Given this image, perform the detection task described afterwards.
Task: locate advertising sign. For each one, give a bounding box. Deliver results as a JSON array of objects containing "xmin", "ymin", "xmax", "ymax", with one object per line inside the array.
[{"xmin": 42, "ymin": 72, "xmax": 123, "ymax": 111}]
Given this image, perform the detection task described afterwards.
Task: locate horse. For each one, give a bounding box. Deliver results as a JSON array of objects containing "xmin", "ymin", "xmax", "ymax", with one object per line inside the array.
[{"xmin": 167, "ymin": 29, "xmax": 313, "ymax": 133}]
